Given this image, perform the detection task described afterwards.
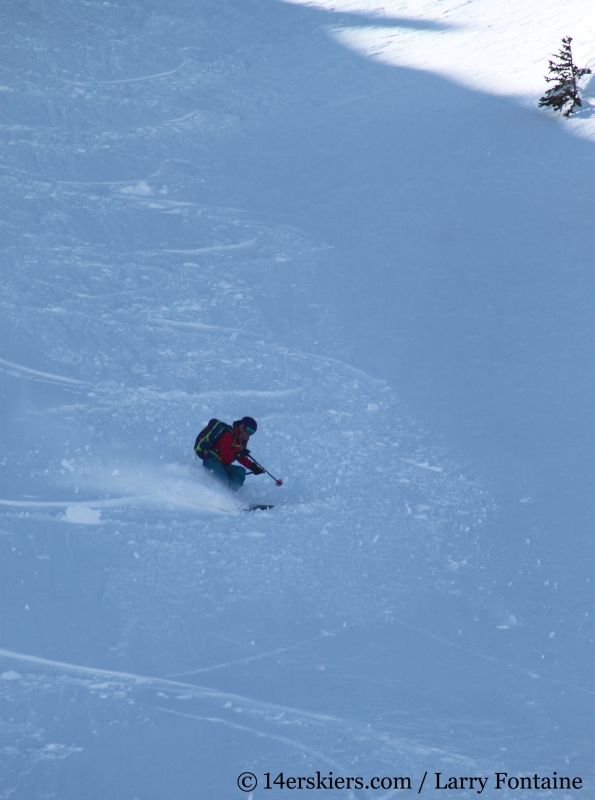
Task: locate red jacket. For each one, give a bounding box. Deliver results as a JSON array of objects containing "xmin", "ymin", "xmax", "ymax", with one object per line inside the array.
[{"xmin": 209, "ymin": 427, "xmax": 257, "ymax": 469}]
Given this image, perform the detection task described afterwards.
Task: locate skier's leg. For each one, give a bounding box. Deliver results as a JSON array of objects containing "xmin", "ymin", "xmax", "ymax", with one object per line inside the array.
[
  {"xmin": 203, "ymin": 458, "xmax": 229, "ymax": 486},
  {"xmin": 225, "ymin": 464, "xmax": 246, "ymax": 492}
]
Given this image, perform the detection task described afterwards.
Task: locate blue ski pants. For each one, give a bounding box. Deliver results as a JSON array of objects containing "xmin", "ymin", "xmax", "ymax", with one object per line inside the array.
[{"xmin": 203, "ymin": 458, "xmax": 246, "ymax": 492}]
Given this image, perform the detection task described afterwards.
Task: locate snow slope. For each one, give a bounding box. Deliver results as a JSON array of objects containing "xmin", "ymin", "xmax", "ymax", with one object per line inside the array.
[
  {"xmin": 285, "ymin": 0, "xmax": 595, "ymax": 132},
  {"xmin": 0, "ymin": 0, "xmax": 592, "ymax": 797}
]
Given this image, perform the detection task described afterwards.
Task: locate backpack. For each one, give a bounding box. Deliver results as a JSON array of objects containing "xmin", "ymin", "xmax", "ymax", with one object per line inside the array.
[{"xmin": 194, "ymin": 418, "xmax": 232, "ymax": 460}]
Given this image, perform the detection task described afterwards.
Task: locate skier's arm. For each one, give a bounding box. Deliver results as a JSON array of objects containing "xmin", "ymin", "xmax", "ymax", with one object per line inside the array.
[
  {"xmin": 237, "ymin": 448, "xmax": 264, "ymax": 473},
  {"xmin": 237, "ymin": 452, "xmax": 255, "ymax": 469}
]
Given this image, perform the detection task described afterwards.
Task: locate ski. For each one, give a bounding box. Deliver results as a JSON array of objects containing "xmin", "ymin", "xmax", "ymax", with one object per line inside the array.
[{"xmin": 245, "ymin": 504, "xmax": 275, "ymax": 512}]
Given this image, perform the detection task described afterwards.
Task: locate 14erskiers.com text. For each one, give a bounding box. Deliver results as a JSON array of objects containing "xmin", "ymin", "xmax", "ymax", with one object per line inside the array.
[{"xmin": 250, "ymin": 770, "xmax": 583, "ymax": 792}]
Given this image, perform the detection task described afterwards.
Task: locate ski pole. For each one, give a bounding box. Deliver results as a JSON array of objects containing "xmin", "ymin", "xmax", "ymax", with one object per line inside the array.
[{"xmin": 250, "ymin": 457, "xmax": 283, "ymax": 486}]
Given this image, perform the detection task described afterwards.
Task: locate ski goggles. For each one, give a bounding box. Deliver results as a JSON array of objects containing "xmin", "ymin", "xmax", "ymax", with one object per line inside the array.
[{"xmin": 243, "ymin": 426, "xmax": 256, "ymax": 435}]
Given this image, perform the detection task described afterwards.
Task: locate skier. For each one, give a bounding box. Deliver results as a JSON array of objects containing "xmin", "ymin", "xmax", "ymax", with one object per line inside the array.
[{"xmin": 197, "ymin": 416, "xmax": 265, "ymax": 492}]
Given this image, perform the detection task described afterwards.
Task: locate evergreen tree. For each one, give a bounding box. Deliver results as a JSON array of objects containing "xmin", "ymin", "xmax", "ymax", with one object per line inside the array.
[{"xmin": 539, "ymin": 37, "xmax": 591, "ymax": 118}]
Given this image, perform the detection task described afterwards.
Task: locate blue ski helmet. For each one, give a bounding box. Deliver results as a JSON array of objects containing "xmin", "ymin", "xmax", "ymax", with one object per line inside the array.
[{"xmin": 240, "ymin": 416, "xmax": 257, "ymax": 434}]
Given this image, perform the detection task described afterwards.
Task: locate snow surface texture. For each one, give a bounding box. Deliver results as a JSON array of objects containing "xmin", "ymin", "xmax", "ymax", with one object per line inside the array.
[
  {"xmin": 0, "ymin": 0, "xmax": 592, "ymax": 798},
  {"xmin": 284, "ymin": 0, "xmax": 595, "ymax": 139}
]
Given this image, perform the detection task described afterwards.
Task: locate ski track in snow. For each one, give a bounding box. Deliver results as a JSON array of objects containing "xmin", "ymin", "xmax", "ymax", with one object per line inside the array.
[
  {"xmin": 0, "ymin": 645, "xmax": 480, "ymax": 793},
  {"xmin": 2, "ymin": 633, "xmax": 586, "ymax": 797},
  {"xmin": 162, "ymin": 238, "xmax": 257, "ymax": 254},
  {"xmin": 0, "ymin": 358, "xmax": 88, "ymax": 386}
]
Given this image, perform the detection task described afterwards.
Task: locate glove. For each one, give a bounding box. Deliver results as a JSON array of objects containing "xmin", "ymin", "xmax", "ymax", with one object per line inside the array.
[
  {"xmin": 238, "ymin": 447, "xmax": 251, "ymax": 458},
  {"xmin": 251, "ymin": 465, "xmax": 265, "ymax": 475}
]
